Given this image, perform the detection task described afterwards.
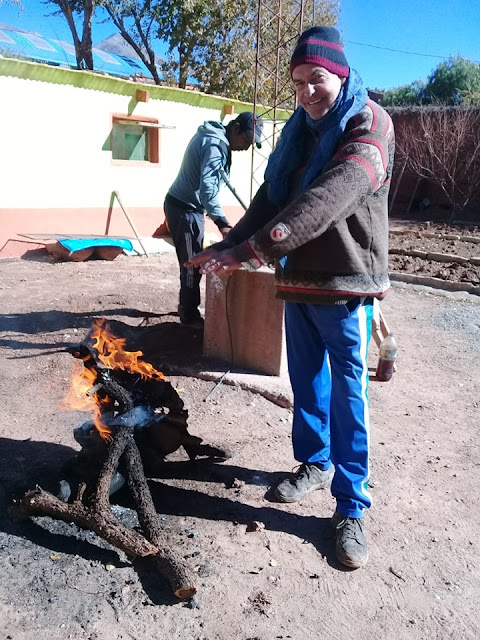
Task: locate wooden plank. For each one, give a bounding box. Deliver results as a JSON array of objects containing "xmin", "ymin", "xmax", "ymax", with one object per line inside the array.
[{"xmin": 18, "ymin": 233, "xmax": 137, "ymax": 244}]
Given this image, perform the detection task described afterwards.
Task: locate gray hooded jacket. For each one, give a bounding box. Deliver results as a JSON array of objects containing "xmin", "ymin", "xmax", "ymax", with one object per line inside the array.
[{"xmin": 168, "ymin": 121, "xmax": 230, "ymax": 226}]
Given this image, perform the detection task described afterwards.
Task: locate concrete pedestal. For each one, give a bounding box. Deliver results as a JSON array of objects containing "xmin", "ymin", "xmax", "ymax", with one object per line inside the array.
[{"xmin": 203, "ymin": 268, "xmax": 287, "ymax": 376}]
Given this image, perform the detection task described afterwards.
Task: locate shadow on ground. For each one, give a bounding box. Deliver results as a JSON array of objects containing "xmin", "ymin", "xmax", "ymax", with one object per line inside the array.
[
  {"xmin": 0, "ymin": 312, "xmax": 206, "ymax": 372},
  {"xmin": 0, "ymin": 436, "xmax": 346, "ymax": 607}
]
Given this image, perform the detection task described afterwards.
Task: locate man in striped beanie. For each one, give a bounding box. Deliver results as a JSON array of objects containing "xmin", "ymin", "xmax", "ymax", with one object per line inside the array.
[
  {"xmin": 289, "ymin": 25, "xmax": 349, "ymax": 79},
  {"xmin": 186, "ymin": 25, "xmax": 395, "ymax": 570}
]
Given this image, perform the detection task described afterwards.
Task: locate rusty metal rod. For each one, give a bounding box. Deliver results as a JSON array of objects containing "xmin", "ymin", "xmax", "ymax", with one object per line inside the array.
[{"xmin": 203, "ymin": 369, "xmax": 231, "ymax": 402}]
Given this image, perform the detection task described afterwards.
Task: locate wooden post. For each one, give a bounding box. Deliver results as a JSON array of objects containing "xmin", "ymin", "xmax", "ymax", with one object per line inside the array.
[
  {"xmin": 389, "ymin": 158, "xmax": 407, "ymax": 210},
  {"xmin": 105, "ymin": 191, "xmax": 115, "ymax": 236},
  {"xmin": 406, "ymin": 177, "xmax": 421, "ymax": 216},
  {"xmin": 136, "ymin": 89, "xmax": 150, "ymax": 103}
]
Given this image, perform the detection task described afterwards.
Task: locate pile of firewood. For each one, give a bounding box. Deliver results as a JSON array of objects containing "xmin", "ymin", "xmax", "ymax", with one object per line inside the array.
[{"xmin": 9, "ymin": 335, "xmax": 232, "ymax": 600}]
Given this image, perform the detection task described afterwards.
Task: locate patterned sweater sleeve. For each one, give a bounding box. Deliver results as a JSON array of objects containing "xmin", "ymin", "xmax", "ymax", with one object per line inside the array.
[
  {"xmin": 233, "ymin": 102, "xmax": 394, "ymax": 269},
  {"xmin": 221, "ymin": 182, "xmax": 279, "ymax": 248}
]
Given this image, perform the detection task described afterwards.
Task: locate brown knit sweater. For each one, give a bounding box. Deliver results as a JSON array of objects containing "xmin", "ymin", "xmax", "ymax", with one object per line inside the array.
[{"xmin": 223, "ymin": 99, "xmax": 395, "ymax": 303}]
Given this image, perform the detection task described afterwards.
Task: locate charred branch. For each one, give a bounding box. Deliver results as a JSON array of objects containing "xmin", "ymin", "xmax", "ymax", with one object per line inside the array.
[
  {"xmin": 10, "ymin": 422, "xmax": 196, "ymax": 599},
  {"xmin": 68, "ymin": 342, "xmax": 184, "ymax": 415},
  {"xmin": 9, "ymin": 487, "xmax": 157, "ymax": 558},
  {"xmin": 124, "ymin": 439, "xmax": 196, "ymax": 598},
  {"xmin": 8, "ymin": 330, "xmax": 233, "ymax": 600}
]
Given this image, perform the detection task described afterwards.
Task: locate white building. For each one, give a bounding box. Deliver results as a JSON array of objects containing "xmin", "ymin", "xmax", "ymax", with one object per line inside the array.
[{"xmin": 0, "ymin": 56, "xmax": 282, "ymax": 257}]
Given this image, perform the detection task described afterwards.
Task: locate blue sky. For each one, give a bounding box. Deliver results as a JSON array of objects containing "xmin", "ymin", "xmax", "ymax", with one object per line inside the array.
[
  {"xmin": 0, "ymin": 0, "xmax": 170, "ymax": 55},
  {"xmin": 1, "ymin": 0, "xmax": 480, "ymax": 91},
  {"xmin": 339, "ymin": 0, "xmax": 480, "ymax": 89}
]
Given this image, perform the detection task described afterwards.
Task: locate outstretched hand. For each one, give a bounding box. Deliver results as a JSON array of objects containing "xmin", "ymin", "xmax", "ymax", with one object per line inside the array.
[{"xmin": 185, "ymin": 247, "xmax": 242, "ymax": 275}]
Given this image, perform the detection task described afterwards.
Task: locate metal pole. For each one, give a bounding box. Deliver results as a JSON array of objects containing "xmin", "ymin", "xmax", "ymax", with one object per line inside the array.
[
  {"xmin": 272, "ymin": 0, "xmax": 283, "ymax": 142},
  {"xmin": 250, "ymin": 0, "xmax": 263, "ymax": 203},
  {"xmin": 220, "ymin": 169, "xmax": 248, "ymax": 211},
  {"xmin": 203, "ymin": 370, "xmax": 231, "ymax": 402},
  {"xmin": 294, "ymin": 0, "xmax": 305, "ymax": 111}
]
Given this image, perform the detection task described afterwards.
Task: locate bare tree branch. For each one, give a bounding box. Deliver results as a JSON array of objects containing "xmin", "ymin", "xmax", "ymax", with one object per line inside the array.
[
  {"xmin": 44, "ymin": 0, "xmax": 96, "ymax": 70},
  {"xmin": 395, "ymin": 107, "xmax": 480, "ymax": 220}
]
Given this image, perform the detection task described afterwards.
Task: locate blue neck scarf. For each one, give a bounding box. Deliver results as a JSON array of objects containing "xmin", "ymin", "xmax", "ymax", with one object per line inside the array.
[{"xmin": 265, "ymin": 69, "xmax": 367, "ymax": 207}]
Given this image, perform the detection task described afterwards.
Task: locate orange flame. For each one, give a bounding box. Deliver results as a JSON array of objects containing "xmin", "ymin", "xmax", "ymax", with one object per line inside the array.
[
  {"xmin": 92, "ymin": 318, "xmax": 166, "ymax": 381},
  {"xmin": 60, "ymin": 358, "xmax": 96, "ymax": 412},
  {"xmin": 61, "ymin": 318, "xmax": 165, "ymax": 442},
  {"xmin": 59, "ymin": 358, "xmax": 113, "ymax": 441}
]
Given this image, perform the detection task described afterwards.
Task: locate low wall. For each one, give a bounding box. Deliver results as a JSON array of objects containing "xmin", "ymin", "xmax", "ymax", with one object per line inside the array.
[
  {"xmin": 0, "ymin": 58, "xmax": 275, "ymax": 258},
  {"xmin": 0, "ymin": 205, "xmax": 245, "ymax": 258}
]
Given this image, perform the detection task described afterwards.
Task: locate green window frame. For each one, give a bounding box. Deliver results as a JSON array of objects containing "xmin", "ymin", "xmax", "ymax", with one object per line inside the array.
[{"xmin": 111, "ymin": 114, "xmax": 159, "ymax": 164}]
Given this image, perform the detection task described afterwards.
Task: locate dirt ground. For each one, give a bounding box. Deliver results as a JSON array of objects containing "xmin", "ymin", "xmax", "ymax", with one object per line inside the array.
[
  {"xmin": 1, "ymin": 234, "xmax": 480, "ymax": 640},
  {"xmin": 388, "ymin": 221, "xmax": 480, "ymax": 285}
]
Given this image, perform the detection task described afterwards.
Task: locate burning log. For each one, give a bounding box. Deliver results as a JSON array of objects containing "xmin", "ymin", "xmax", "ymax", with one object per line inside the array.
[
  {"xmin": 10, "ymin": 427, "xmax": 196, "ymax": 598},
  {"xmin": 9, "ymin": 319, "xmax": 232, "ymax": 600}
]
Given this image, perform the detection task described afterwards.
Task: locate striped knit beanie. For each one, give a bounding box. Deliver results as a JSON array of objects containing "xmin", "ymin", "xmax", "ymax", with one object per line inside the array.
[{"xmin": 290, "ymin": 26, "xmax": 349, "ymax": 78}]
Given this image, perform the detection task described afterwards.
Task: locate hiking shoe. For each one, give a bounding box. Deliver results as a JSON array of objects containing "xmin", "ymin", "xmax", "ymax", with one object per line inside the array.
[
  {"xmin": 332, "ymin": 511, "xmax": 368, "ymax": 569},
  {"xmin": 274, "ymin": 463, "xmax": 334, "ymax": 503}
]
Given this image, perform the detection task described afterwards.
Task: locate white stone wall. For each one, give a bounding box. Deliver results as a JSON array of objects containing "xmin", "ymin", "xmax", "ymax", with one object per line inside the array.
[{"xmin": 0, "ymin": 71, "xmax": 267, "ymax": 211}]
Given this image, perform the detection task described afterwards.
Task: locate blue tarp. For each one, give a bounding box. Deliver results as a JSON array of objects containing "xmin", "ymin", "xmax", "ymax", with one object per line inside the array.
[
  {"xmin": 58, "ymin": 237, "xmax": 133, "ymax": 253},
  {"xmin": 0, "ymin": 26, "xmax": 152, "ymax": 78}
]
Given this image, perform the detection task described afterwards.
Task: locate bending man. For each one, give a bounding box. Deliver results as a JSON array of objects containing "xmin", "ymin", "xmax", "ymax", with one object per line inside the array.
[{"xmin": 164, "ymin": 112, "xmax": 263, "ymax": 327}]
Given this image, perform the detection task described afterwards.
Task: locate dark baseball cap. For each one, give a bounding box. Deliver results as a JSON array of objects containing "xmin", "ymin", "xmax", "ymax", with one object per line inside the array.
[{"xmin": 235, "ymin": 112, "xmax": 263, "ymax": 148}]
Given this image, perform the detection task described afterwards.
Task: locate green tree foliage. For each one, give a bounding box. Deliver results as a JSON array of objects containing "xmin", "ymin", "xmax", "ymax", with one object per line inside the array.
[
  {"xmin": 382, "ymin": 57, "xmax": 480, "ymax": 107},
  {"xmin": 100, "ymin": 1, "xmax": 162, "ymax": 84},
  {"xmin": 98, "ymin": 0, "xmax": 257, "ymax": 92},
  {"xmin": 43, "ymin": 0, "xmax": 96, "ymax": 70},
  {"xmin": 99, "ymin": 0, "xmax": 339, "ymax": 101},
  {"xmin": 462, "ymin": 88, "xmax": 480, "ymax": 106},
  {"xmin": 425, "ymin": 56, "xmax": 480, "ymax": 105},
  {"xmin": 381, "ymin": 80, "xmax": 425, "ymax": 107},
  {"xmin": 154, "ymin": 0, "xmax": 258, "ymax": 93},
  {"xmin": 177, "ymin": 0, "xmax": 257, "ymax": 96}
]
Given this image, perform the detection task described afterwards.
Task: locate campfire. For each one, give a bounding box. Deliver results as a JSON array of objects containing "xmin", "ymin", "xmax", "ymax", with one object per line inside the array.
[{"xmin": 9, "ymin": 319, "xmax": 232, "ymax": 600}]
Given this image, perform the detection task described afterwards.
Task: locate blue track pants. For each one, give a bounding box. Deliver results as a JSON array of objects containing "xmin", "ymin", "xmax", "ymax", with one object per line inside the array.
[{"xmin": 285, "ymin": 298, "xmax": 373, "ymax": 518}]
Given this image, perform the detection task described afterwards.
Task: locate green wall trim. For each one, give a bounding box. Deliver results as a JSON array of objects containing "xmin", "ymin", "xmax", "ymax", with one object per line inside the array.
[{"xmin": 0, "ymin": 57, "xmax": 291, "ymax": 120}]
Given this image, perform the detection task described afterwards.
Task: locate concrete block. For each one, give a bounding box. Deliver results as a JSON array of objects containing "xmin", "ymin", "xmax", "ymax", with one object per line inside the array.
[{"xmin": 204, "ymin": 268, "xmax": 287, "ymax": 376}]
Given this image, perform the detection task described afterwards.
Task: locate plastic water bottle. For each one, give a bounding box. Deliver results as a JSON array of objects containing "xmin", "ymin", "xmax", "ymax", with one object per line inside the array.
[{"xmin": 375, "ymin": 332, "xmax": 398, "ymax": 382}]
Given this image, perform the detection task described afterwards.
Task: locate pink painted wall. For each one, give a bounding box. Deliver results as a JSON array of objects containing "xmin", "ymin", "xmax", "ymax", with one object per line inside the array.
[{"xmin": 0, "ymin": 205, "xmax": 246, "ymax": 258}]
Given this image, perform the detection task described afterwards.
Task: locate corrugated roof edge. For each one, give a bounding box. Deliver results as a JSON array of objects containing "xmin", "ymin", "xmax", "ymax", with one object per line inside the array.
[{"xmin": 0, "ymin": 57, "xmax": 291, "ymax": 120}]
